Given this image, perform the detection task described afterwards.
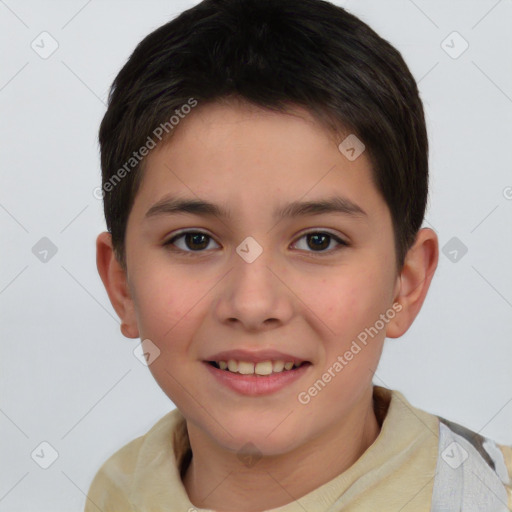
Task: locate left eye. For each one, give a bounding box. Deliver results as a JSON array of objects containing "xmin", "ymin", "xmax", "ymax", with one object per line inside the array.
[{"xmin": 292, "ymin": 231, "xmax": 347, "ymax": 253}]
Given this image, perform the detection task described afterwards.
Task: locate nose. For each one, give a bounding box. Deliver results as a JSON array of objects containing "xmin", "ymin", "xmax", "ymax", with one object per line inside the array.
[{"xmin": 213, "ymin": 244, "xmax": 294, "ymax": 332}]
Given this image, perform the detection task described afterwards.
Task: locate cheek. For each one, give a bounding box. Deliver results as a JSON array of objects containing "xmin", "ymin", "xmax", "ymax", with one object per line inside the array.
[
  {"xmin": 130, "ymin": 266, "xmax": 203, "ymax": 343},
  {"xmin": 321, "ymin": 262, "xmax": 394, "ymax": 350}
]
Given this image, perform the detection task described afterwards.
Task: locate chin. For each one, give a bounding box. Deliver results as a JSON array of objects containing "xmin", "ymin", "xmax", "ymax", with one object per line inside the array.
[{"xmin": 214, "ymin": 417, "xmax": 304, "ymax": 457}]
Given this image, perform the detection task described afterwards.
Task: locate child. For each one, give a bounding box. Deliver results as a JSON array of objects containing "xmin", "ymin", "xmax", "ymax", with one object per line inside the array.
[{"xmin": 86, "ymin": 0, "xmax": 512, "ymax": 510}]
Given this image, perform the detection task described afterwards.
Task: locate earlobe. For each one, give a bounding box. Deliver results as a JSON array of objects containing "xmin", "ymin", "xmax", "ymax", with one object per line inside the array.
[
  {"xmin": 386, "ymin": 228, "xmax": 439, "ymax": 339},
  {"xmin": 96, "ymin": 232, "xmax": 140, "ymax": 339}
]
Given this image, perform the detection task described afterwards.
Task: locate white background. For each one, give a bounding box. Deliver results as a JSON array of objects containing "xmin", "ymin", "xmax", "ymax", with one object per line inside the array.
[{"xmin": 1, "ymin": 1, "xmax": 511, "ymax": 510}]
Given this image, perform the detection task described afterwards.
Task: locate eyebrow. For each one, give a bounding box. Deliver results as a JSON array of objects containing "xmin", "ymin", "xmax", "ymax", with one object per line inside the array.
[{"xmin": 144, "ymin": 195, "xmax": 367, "ymax": 220}]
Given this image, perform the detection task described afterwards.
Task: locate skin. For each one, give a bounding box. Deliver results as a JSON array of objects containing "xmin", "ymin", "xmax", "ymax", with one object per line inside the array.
[{"xmin": 97, "ymin": 99, "xmax": 438, "ymax": 512}]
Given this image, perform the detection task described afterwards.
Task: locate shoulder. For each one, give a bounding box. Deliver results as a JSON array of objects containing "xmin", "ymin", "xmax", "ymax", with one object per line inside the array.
[
  {"xmin": 84, "ymin": 435, "xmax": 144, "ymax": 512},
  {"xmin": 431, "ymin": 415, "xmax": 512, "ymax": 510},
  {"xmin": 84, "ymin": 409, "xmax": 183, "ymax": 512},
  {"xmin": 381, "ymin": 387, "xmax": 512, "ymax": 510}
]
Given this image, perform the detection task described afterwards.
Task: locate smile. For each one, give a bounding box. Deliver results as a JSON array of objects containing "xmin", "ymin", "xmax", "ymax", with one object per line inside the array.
[
  {"xmin": 204, "ymin": 360, "xmax": 312, "ymax": 396},
  {"xmin": 208, "ymin": 359, "xmax": 309, "ymax": 376}
]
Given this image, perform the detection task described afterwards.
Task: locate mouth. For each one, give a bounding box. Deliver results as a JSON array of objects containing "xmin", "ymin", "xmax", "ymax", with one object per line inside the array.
[
  {"xmin": 206, "ymin": 359, "xmax": 312, "ymax": 376},
  {"xmin": 203, "ymin": 358, "xmax": 312, "ymax": 396}
]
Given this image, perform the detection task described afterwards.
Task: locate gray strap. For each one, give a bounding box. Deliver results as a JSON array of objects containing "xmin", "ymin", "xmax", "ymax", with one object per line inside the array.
[{"xmin": 430, "ymin": 421, "xmax": 510, "ymax": 511}]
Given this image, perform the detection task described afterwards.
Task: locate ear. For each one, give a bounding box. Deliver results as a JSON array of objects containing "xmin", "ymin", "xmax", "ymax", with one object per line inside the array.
[
  {"xmin": 96, "ymin": 232, "xmax": 139, "ymax": 339},
  {"xmin": 386, "ymin": 228, "xmax": 439, "ymax": 338}
]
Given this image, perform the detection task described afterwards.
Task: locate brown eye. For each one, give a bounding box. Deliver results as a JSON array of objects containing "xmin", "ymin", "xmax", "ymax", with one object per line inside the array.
[
  {"xmin": 307, "ymin": 233, "xmax": 330, "ymax": 250},
  {"xmin": 183, "ymin": 233, "xmax": 209, "ymax": 250},
  {"xmin": 164, "ymin": 231, "xmax": 220, "ymax": 253},
  {"xmin": 293, "ymin": 231, "xmax": 347, "ymax": 254}
]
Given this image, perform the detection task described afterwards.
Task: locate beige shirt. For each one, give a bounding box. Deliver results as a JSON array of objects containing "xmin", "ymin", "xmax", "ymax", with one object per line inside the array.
[{"xmin": 84, "ymin": 386, "xmax": 512, "ymax": 511}]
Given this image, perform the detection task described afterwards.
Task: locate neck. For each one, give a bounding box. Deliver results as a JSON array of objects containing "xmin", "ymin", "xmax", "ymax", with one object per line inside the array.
[{"xmin": 182, "ymin": 387, "xmax": 381, "ymax": 512}]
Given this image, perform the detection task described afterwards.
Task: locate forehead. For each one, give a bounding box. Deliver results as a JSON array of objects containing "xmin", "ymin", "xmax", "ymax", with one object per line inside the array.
[{"xmin": 132, "ymin": 100, "xmax": 389, "ymax": 224}]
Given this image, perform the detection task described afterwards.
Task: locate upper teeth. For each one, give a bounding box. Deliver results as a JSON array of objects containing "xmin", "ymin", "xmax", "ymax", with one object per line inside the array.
[{"xmin": 217, "ymin": 360, "xmax": 299, "ymax": 375}]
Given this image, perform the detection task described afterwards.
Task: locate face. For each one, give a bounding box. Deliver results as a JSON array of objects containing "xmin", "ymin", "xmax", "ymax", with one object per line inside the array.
[{"xmin": 122, "ymin": 100, "xmax": 402, "ymax": 455}]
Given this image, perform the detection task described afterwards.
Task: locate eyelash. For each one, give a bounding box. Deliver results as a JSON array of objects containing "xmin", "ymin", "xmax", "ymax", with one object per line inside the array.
[{"xmin": 163, "ymin": 229, "xmax": 348, "ymax": 257}]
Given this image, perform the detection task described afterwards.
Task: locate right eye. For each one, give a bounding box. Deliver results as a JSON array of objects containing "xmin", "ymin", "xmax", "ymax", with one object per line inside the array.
[{"xmin": 163, "ymin": 230, "xmax": 221, "ymax": 254}]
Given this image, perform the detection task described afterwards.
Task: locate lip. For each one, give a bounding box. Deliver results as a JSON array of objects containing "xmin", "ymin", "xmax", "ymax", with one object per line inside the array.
[
  {"xmin": 203, "ymin": 360, "xmax": 312, "ymax": 396},
  {"xmin": 204, "ymin": 349, "xmax": 309, "ymax": 365}
]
